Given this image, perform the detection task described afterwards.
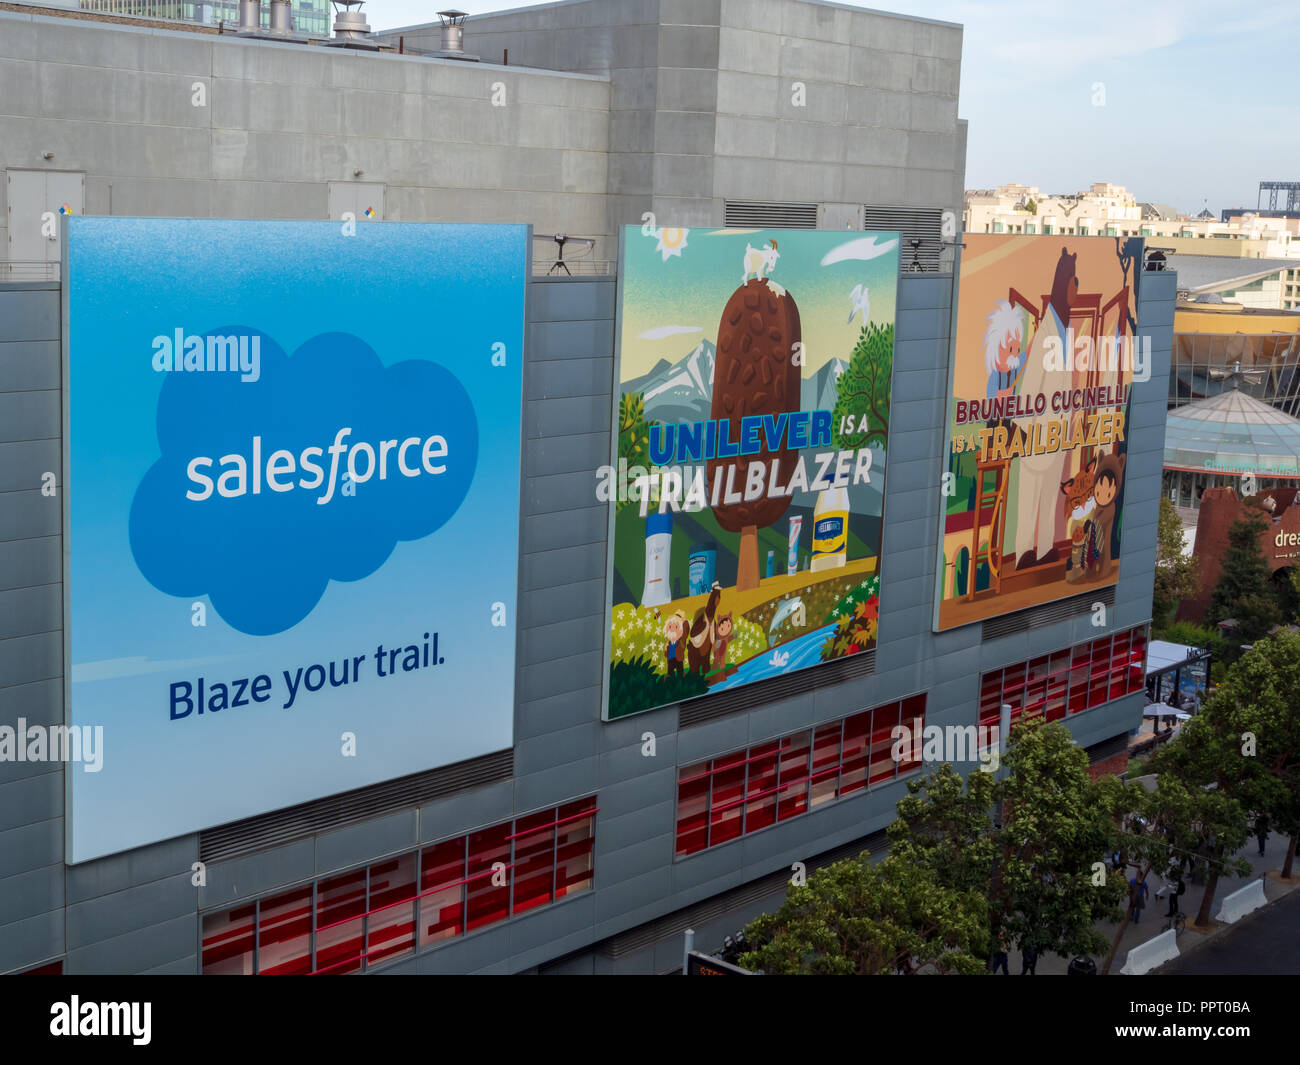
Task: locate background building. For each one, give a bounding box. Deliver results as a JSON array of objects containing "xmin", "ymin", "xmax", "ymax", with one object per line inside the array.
[
  {"xmin": 1168, "ymin": 302, "xmax": 1300, "ymax": 412},
  {"xmin": 966, "ymin": 183, "xmax": 1300, "ymax": 260}
]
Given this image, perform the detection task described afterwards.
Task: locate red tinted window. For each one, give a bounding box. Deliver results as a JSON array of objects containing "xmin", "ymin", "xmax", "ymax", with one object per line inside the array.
[
  {"xmin": 811, "ymin": 722, "xmax": 842, "ymax": 808},
  {"xmin": 420, "ymin": 838, "xmax": 466, "ymax": 947},
  {"xmin": 676, "ymin": 760, "xmax": 712, "ymax": 856},
  {"xmin": 201, "ymin": 800, "xmax": 599, "ymax": 973},
  {"xmin": 1068, "ymin": 642, "xmax": 1092, "ymax": 713},
  {"xmin": 555, "ymin": 800, "xmax": 595, "ymax": 899},
  {"xmin": 257, "ymin": 886, "xmax": 312, "ymax": 976},
  {"xmin": 202, "ymin": 903, "xmax": 256, "ymax": 975},
  {"xmin": 466, "ymin": 823, "xmax": 512, "ymax": 932},
  {"xmin": 869, "ymin": 702, "xmax": 900, "ymax": 785},
  {"xmin": 745, "ymin": 740, "xmax": 780, "ymax": 832},
  {"xmin": 898, "ymin": 694, "xmax": 927, "ymax": 774},
  {"xmin": 979, "ymin": 671, "xmax": 1004, "ymax": 731},
  {"xmin": 367, "ymin": 853, "xmax": 416, "ymax": 967},
  {"xmin": 776, "ymin": 731, "xmax": 811, "ymax": 821},
  {"xmin": 840, "ymin": 711, "xmax": 871, "ymax": 796},
  {"xmin": 511, "ymin": 809, "xmax": 556, "ymax": 916},
  {"xmin": 709, "ymin": 749, "xmax": 748, "ymax": 845},
  {"xmin": 315, "ymin": 870, "xmax": 366, "ymax": 975}
]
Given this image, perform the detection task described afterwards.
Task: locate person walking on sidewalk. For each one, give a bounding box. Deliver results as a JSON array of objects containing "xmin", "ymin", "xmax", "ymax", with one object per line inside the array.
[
  {"xmin": 1165, "ymin": 874, "xmax": 1185, "ymax": 918},
  {"xmin": 990, "ymin": 932, "xmax": 1009, "ymax": 975},
  {"xmin": 1020, "ymin": 942, "xmax": 1038, "ymax": 975},
  {"xmin": 1129, "ymin": 875, "xmax": 1149, "ymax": 924},
  {"xmin": 1256, "ymin": 814, "xmax": 1270, "ymax": 856}
]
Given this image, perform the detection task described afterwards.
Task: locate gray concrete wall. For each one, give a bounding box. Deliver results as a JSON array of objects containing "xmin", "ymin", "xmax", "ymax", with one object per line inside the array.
[
  {"xmin": 378, "ymin": 0, "xmax": 662, "ymax": 241},
  {"xmin": 713, "ymin": 0, "xmax": 963, "ymax": 218},
  {"xmin": 0, "ymin": 10, "xmax": 611, "ymax": 260},
  {"xmin": 380, "ymin": 0, "xmax": 965, "ymax": 232},
  {"xmin": 0, "ymin": 258, "xmax": 1174, "ymax": 974}
]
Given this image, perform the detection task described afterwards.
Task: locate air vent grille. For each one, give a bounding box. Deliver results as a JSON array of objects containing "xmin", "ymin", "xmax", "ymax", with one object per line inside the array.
[
  {"xmin": 199, "ymin": 749, "xmax": 513, "ymax": 863},
  {"xmin": 981, "ymin": 587, "xmax": 1116, "ymax": 642},
  {"xmin": 723, "ymin": 200, "xmax": 819, "ymax": 229},
  {"xmin": 678, "ymin": 650, "xmax": 875, "ymax": 730},
  {"xmin": 864, "ymin": 205, "xmax": 945, "ymax": 271}
]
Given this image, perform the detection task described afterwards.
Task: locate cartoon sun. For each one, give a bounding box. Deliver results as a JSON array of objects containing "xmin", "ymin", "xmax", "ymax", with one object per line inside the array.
[{"xmin": 655, "ymin": 227, "xmax": 689, "ymax": 261}]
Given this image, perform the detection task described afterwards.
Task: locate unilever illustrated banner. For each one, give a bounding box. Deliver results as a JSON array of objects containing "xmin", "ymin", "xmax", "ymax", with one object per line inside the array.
[
  {"xmin": 606, "ymin": 225, "xmax": 900, "ymax": 720},
  {"xmin": 64, "ymin": 218, "xmax": 526, "ymax": 863},
  {"xmin": 934, "ymin": 235, "xmax": 1144, "ymax": 631}
]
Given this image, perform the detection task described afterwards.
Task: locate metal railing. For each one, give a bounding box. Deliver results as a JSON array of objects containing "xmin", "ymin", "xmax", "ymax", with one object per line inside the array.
[
  {"xmin": 531, "ymin": 257, "xmax": 615, "ymax": 277},
  {"xmin": 1, "ymin": 261, "xmax": 61, "ymax": 282}
]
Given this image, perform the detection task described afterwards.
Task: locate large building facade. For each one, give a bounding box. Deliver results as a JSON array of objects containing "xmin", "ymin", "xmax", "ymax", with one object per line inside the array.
[
  {"xmin": 1, "ymin": 0, "xmax": 966, "ymax": 274},
  {"xmin": 0, "ymin": 0, "xmax": 1176, "ymax": 976}
]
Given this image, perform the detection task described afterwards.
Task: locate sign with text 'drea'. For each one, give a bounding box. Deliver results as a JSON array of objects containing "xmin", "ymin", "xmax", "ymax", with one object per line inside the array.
[{"xmin": 63, "ymin": 218, "xmax": 527, "ymax": 863}]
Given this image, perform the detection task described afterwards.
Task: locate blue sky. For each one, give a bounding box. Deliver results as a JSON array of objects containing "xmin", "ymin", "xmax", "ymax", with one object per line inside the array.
[{"xmin": 369, "ymin": 0, "xmax": 1298, "ymax": 215}]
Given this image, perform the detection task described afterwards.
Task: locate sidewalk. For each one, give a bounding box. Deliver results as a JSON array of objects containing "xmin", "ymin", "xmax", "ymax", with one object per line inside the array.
[{"xmin": 1001, "ymin": 830, "xmax": 1300, "ymax": 976}]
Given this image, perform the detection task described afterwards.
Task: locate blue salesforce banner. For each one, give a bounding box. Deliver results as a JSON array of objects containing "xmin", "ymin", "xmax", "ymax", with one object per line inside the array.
[{"xmin": 64, "ymin": 218, "xmax": 527, "ymax": 863}]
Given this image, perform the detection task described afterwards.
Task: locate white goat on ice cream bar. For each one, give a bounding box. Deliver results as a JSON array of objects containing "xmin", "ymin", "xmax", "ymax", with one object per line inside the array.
[{"xmin": 742, "ymin": 240, "xmax": 780, "ymax": 283}]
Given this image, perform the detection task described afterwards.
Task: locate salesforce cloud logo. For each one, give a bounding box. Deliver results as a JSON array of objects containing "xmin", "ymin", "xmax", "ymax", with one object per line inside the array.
[{"xmin": 129, "ymin": 329, "xmax": 479, "ymax": 636}]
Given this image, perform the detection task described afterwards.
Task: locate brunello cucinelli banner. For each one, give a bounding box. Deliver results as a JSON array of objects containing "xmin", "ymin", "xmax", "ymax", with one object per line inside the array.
[
  {"xmin": 603, "ymin": 224, "xmax": 900, "ymax": 720},
  {"xmin": 63, "ymin": 218, "xmax": 527, "ymax": 863},
  {"xmin": 933, "ymin": 235, "xmax": 1145, "ymax": 631}
]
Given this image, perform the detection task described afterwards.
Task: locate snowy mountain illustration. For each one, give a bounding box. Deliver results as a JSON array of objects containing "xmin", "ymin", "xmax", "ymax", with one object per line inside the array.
[
  {"xmin": 624, "ymin": 339, "xmax": 716, "ymax": 423},
  {"xmin": 626, "ymin": 340, "xmax": 847, "ymax": 425},
  {"xmin": 801, "ymin": 357, "xmax": 847, "ymax": 412}
]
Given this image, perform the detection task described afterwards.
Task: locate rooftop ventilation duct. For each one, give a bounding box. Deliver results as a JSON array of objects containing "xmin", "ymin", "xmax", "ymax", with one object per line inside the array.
[
  {"xmin": 324, "ymin": 0, "xmax": 381, "ymax": 48},
  {"xmin": 237, "ymin": 0, "xmax": 259, "ymax": 32},
  {"xmin": 332, "ymin": 0, "xmax": 371, "ymax": 39},
  {"xmin": 269, "ymin": 0, "xmax": 293, "ymax": 35},
  {"xmin": 434, "ymin": 9, "xmax": 479, "ymax": 61}
]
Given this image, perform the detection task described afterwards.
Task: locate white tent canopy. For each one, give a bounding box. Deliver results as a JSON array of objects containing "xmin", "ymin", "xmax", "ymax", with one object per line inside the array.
[{"xmin": 1145, "ymin": 639, "xmax": 1209, "ymax": 675}]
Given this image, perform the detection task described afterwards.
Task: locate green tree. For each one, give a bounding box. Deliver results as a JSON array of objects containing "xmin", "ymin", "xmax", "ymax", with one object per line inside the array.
[
  {"xmin": 888, "ymin": 722, "xmax": 1124, "ymax": 965},
  {"xmin": 1206, "ymin": 507, "xmax": 1280, "ymax": 653},
  {"xmin": 738, "ymin": 852, "xmax": 987, "ymax": 975},
  {"xmin": 1094, "ymin": 775, "xmax": 1220, "ymax": 971},
  {"xmin": 1024, "ymin": 198, "xmax": 1038, "ymax": 215},
  {"xmin": 616, "ymin": 392, "xmax": 653, "ymax": 513},
  {"xmin": 1149, "ymin": 709, "xmax": 1255, "ymax": 926},
  {"xmin": 888, "ymin": 762, "xmax": 998, "ymax": 899},
  {"xmin": 1152, "ymin": 497, "xmax": 1199, "ymax": 626},
  {"xmin": 1186, "ymin": 632, "xmax": 1300, "ymax": 879},
  {"xmin": 992, "ymin": 720, "xmax": 1127, "ymax": 959},
  {"xmin": 831, "ymin": 321, "xmax": 893, "ymax": 452}
]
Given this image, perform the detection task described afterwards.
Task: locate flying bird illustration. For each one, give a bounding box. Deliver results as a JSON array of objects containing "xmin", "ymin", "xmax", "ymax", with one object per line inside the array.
[{"xmin": 847, "ymin": 284, "xmax": 870, "ymax": 325}]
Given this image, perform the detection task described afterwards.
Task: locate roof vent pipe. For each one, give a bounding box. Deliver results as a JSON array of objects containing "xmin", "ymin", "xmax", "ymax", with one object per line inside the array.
[
  {"xmin": 238, "ymin": 0, "xmax": 259, "ymax": 31},
  {"xmin": 332, "ymin": 0, "xmax": 371, "ymax": 39},
  {"xmin": 438, "ymin": 9, "xmax": 468, "ymax": 53},
  {"xmin": 269, "ymin": 0, "xmax": 293, "ymax": 34}
]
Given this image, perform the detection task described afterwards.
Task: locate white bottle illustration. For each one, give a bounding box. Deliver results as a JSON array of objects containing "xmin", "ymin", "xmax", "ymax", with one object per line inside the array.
[
  {"xmin": 642, "ymin": 512, "xmax": 673, "ymax": 607},
  {"xmin": 810, "ymin": 485, "xmax": 849, "ymax": 571}
]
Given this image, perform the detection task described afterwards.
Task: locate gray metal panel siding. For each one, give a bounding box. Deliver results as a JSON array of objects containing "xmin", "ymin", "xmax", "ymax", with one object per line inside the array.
[
  {"xmin": 0, "ymin": 261, "xmax": 1174, "ymax": 974},
  {"xmin": 0, "ymin": 284, "xmax": 66, "ymax": 973}
]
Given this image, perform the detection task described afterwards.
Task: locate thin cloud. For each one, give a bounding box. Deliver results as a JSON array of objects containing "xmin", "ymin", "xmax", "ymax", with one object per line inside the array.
[
  {"xmin": 639, "ymin": 325, "xmax": 703, "ymax": 340},
  {"xmin": 821, "ymin": 235, "xmax": 899, "ymax": 266}
]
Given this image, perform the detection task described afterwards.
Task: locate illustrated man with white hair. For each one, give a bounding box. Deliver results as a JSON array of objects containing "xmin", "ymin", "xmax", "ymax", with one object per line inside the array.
[{"xmin": 983, "ymin": 299, "xmax": 1025, "ymax": 400}]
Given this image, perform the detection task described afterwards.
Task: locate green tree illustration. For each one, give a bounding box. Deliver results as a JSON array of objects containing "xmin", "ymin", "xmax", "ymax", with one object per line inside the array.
[{"xmin": 831, "ymin": 321, "xmax": 894, "ymax": 453}]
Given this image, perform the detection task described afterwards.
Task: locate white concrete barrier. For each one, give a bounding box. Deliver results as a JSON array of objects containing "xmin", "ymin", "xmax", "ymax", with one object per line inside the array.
[
  {"xmin": 1120, "ymin": 928, "xmax": 1179, "ymax": 975},
  {"xmin": 1214, "ymin": 878, "xmax": 1268, "ymax": 924}
]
